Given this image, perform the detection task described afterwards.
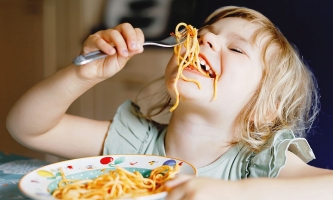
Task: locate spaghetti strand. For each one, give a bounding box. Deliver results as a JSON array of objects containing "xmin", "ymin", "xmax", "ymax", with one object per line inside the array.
[
  {"xmin": 170, "ymin": 22, "xmax": 218, "ymax": 112},
  {"xmin": 52, "ymin": 165, "xmax": 180, "ymax": 199}
]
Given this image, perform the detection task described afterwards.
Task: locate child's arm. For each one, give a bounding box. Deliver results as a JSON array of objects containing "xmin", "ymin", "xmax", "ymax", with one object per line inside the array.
[
  {"xmin": 6, "ymin": 23, "xmax": 144, "ymax": 159},
  {"xmin": 165, "ymin": 151, "xmax": 333, "ymax": 199}
]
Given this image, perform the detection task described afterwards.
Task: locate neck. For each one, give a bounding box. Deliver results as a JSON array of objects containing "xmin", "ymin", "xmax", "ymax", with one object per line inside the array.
[{"xmin": 164, "ymin": 105, "xmax": 238, "ymax": 168}]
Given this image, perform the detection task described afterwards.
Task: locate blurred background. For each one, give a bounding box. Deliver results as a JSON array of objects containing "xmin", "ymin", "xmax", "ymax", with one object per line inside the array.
[{"xmin": 1, "ymin": 0, "xmax": 332, "ymax": 168}]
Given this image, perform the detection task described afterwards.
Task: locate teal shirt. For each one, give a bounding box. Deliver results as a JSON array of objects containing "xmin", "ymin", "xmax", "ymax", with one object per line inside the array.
[{"xmin": 103, "ymin": 100, "xmax": 315, "ymax": 180}]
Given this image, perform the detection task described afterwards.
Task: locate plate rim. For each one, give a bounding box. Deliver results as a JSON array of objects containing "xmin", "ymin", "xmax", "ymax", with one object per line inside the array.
[{"xmin": 19, "ymin": 154, "xmax": 197, "ymax": 199}]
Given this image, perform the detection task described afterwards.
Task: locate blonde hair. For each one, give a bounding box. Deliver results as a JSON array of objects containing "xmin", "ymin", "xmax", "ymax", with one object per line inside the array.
[
  {"xmin": 204, "ymin": 6, "xmax": 319, "ymax": 150},
  {"xmin": 138, "ymin": 6, "xmax": 319, "ymax": 151}
]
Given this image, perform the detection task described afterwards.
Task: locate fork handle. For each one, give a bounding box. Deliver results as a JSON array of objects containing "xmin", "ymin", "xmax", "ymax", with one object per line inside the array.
[
  {"xmin": 73, "ymin": 42, "xmax": 155, "ymax": 66},
  {"xmin": 73, "ymin": 50, "xmax": 108, "ymax": 65}
]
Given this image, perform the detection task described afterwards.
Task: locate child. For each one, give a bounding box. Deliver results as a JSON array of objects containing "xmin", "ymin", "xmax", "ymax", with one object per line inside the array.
[{"xmin": 6, "ymin": 5, "xmax": 333, "ymax": 199}]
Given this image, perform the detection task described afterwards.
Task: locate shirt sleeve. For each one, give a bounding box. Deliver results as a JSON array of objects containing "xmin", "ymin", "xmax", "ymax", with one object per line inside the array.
[
  {"xmin": 245, "ymin": 129, "xmax": 316, "ymax": 178},
  {"xmin": 103, "ymin": 100, "xmax": 151, "ymax": 155}
]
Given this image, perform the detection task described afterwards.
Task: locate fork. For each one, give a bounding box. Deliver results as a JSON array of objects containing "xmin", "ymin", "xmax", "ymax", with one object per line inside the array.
[{"xmin": 73, "ymin": 29, "xmax": 187, "ymax": 65}]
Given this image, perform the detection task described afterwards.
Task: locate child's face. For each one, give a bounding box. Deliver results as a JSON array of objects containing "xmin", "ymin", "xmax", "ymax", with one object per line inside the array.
[{"xmin": 165, "ymin": 17, "xmax": 263, "ymax": 114}]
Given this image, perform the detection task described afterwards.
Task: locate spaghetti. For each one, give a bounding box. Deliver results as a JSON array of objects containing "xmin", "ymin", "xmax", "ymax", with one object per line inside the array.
[
  {"xmin": 52, "ymin": 164, "xmax": 179, "ymax": 199},
  {"xmin": 170, "ymin": 22, "xmax": 219, "ymax": 112}
]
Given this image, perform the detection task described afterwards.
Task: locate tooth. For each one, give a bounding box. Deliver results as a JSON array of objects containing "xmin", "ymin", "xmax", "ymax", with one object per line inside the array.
[
  {"xmin": 205, "ymin": 65, "xmax": 210, "ymax": 71},
  {"xmin": 199, "ymin": 58, "xmax": 206, "ymax": 65}
]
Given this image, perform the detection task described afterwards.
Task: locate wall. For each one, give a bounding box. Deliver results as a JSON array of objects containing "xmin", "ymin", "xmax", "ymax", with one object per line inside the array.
[
  {"xmin": 1, "ymin": 0, "xmax": 173, "ymax": 162},
  {"xmin": 0, "ymin": 0, "xmax": 45, "ymax": 159}
]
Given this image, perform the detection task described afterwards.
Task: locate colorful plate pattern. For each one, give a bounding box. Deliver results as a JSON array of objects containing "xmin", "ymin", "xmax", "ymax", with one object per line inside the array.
[{"xmin": 19, "ymin": 154, "xmax": 197, "ymax": 200}]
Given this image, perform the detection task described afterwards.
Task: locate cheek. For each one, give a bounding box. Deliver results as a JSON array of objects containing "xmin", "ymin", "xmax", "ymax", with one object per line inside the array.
[
  {"xmin": 240, "ymin": 64, "xmax": 262, "ymax": 90},
  {"xmin": 218, "ymin": 64, "xmax": 262, "ymax": 96}
]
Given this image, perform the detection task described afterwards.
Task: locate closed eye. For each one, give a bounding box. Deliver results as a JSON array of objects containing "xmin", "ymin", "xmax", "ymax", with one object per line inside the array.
[{"xmin": 230, "ymin": 47, "xmax": 243, "ymax": 54}]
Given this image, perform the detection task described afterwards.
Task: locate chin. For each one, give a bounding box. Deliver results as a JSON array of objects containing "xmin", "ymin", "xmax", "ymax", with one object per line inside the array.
[
  {"xmin": 165, "ymin": 70, "xmax": 215, "ymax": 103},
  {"xmin": 178, "ymin": 81, "xmax": 213, "ymax": 101}
]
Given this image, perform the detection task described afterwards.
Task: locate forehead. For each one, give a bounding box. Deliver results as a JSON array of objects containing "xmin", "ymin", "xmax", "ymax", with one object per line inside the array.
[{"xmin": 203, "ymin": 17, "xmax": 261, "ymax": 43}]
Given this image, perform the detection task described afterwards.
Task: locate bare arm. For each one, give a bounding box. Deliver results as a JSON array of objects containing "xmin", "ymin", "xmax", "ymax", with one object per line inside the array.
[
  {"xmin": 6, "ymin": 23, "xmax": 144, "ymax": 159},
  {"xmin": 6, "ymin": 65, "xmax": 111, "ymax": 158},
  {"xmin": 165, "ymin": 151, "xmax": 333, "ymax": 199}
]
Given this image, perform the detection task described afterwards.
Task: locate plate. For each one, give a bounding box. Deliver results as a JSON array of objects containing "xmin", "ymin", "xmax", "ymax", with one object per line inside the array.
[{"xmin": 19, "ymin": 154, "xmax": 197, "ymax": 200}]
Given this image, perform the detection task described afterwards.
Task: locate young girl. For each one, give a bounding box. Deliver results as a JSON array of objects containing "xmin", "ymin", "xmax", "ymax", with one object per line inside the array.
[{"xmin": 6, "ymin": 5, "xmax": 333, "ymax": 199}]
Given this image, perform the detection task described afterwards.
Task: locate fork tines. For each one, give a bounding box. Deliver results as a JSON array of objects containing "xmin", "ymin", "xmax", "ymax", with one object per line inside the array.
[{"xmin": 179, "ymin": 28, "xmax": 187, "ymax": 36}]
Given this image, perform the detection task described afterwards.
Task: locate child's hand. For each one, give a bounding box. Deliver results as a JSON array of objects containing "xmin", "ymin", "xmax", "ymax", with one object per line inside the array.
[
  {"xmin": 165, "ymin": 175, "xmax": 241, "ymax": 199},
  {"xmin": 75, "ymin": 23, "xmax": 144, "ymax": 82}
]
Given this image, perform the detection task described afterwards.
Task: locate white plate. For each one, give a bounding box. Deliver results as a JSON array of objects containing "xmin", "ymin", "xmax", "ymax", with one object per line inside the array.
[{"xmin": 19, "ymin": 154, "xmax": 197, "ymax": 200}]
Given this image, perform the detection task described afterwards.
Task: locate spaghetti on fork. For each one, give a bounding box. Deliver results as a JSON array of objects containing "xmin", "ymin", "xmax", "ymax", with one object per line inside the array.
[{"xmin": 170, "ymin": 22, "xmax": 218, "ymax": 112}]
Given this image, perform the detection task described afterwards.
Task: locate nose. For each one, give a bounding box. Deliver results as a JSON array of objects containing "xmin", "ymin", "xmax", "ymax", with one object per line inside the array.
[{"xmin": 198, "ymin": 32, "xmax": 219, "ymax": 51}]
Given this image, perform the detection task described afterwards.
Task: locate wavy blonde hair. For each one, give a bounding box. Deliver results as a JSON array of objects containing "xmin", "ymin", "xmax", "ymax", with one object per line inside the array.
[
  {"xmin": 138, "ymin": 6, "xmax": 319, "ymax": 151},
  {"xmin": 203, "ymin": 6, "xmax": 319, "ymax": 150}
]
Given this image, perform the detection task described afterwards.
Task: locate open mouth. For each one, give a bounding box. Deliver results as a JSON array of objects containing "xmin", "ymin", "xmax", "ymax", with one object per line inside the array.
[{"xmin": 198, "ymin": 56, "xmax": 216, "ymax": 78}]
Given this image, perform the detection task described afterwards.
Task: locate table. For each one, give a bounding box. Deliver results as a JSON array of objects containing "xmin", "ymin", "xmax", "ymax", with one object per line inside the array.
[{"xmin": 0, "ymin": 152, "xmax": 48, "ymax": 199}]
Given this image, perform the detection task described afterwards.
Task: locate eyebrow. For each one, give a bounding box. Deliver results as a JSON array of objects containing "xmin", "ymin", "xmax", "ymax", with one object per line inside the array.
[
  {"xmin": 230, "ymin": 32, "xmax": 251, "ymax": 45},
  {"xmin": 200, "ymin": 26, "xmax": 252, "ymax": 43},
  {"xmin": 199, "ymin": 26, "xmax": 255, "ymax": 49}
]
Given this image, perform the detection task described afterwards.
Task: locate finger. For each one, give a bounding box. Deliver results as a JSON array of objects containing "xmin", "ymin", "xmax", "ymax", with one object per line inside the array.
[
  {"xmin": 165, "ymin": 175, "xmax": 193, "ymax": 189},
  {"xmin": 115, "ymin": 23, "xmax": 142, "ymax": 51},
  {"xmin": 82, "ymin": 33, "xmax": 116, "ymax": 55},
  {"xmin": 134, "ymin": 28, "xmax": 145, "ymax": 52},
  {"xmin": 165, "ymin": 188, "xmax": 186, "ymax": 200},
  {"xmin": 98, "ymin": 29, "xmax": 129, "ymax": 57},
  {"xmin": 120, "ymin": 27, "xmax": 145, "ymax": 57},
  {"xmin": 165, "ymin": 175, "xmax": 194, "ymax": 200},
  {"xmin": 165, "ymin": 183, "xmax": 188, "ymax": 200}
]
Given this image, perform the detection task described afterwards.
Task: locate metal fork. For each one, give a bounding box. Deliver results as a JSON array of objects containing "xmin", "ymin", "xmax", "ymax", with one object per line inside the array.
[{"xmin": 73, "ymin": 29, "xmax": 187, "ymax": 65}]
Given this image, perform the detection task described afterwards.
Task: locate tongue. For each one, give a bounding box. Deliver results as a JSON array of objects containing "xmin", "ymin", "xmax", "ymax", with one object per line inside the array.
[
  {"xmin": 209, "ymin": 72, "xmax": 216, "ymax": 78},
  {"xmin": 208, "ymin": 69, "xmax": 217, "ymax": 78}
]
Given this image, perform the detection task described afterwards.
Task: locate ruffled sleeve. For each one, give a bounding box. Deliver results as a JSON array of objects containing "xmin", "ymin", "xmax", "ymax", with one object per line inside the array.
[
  {"xmin": 245, "ymin": 129, "xmax": 316, "ymax": 178},
  {"xmin": 103, "ymin": 100, "xmax": 162, "ymax": 155}
]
